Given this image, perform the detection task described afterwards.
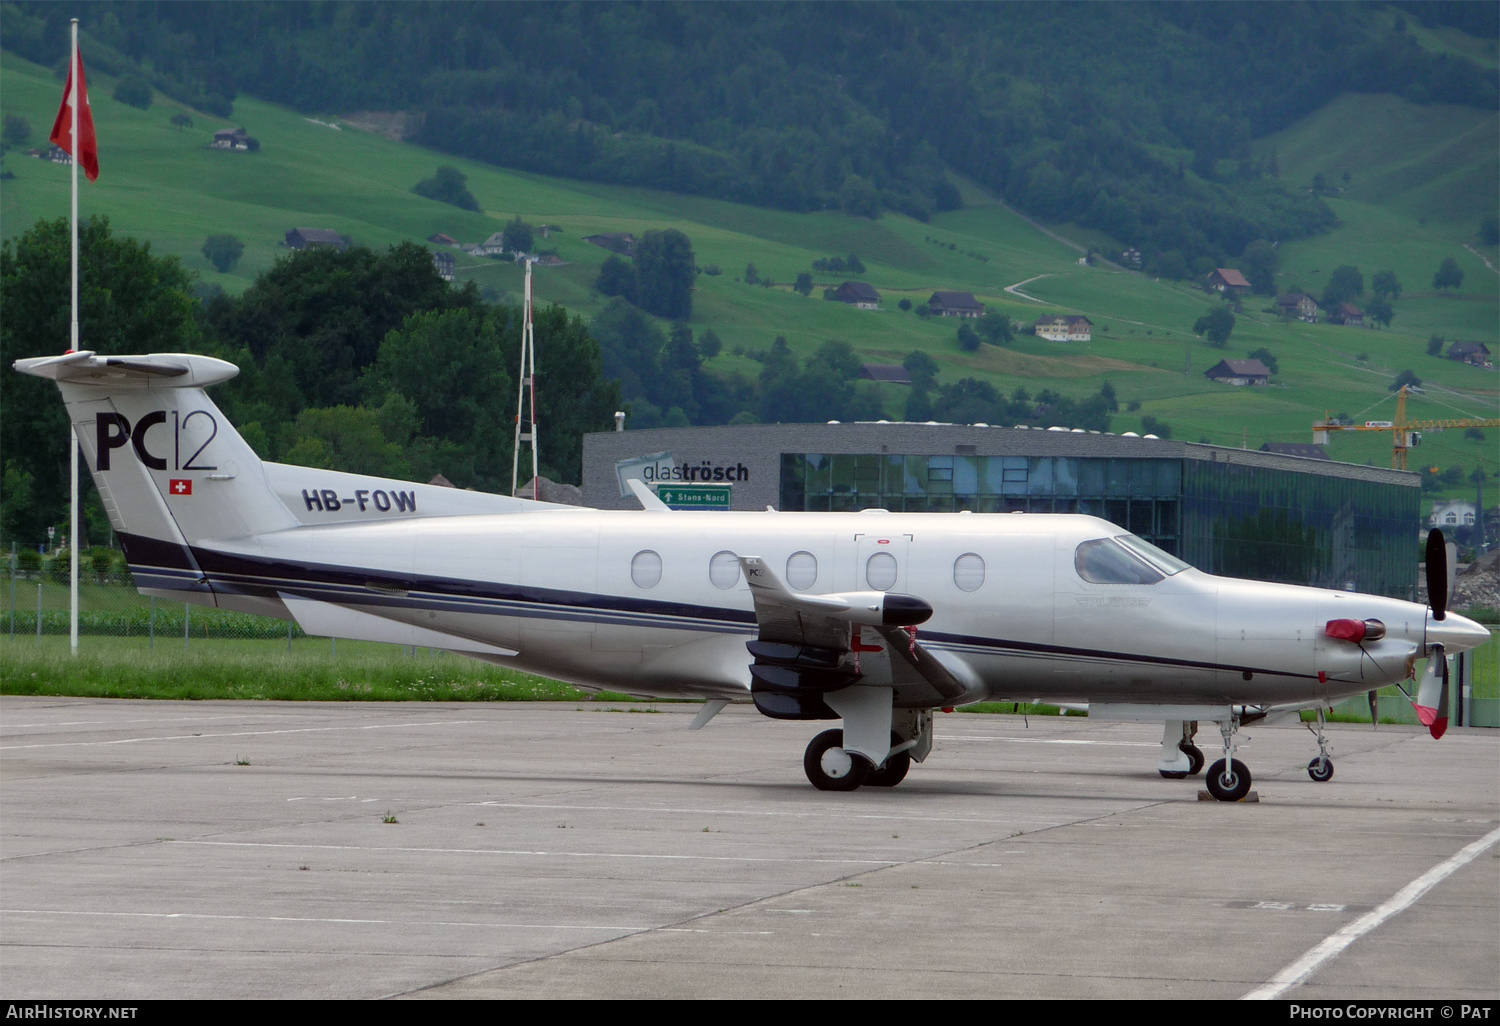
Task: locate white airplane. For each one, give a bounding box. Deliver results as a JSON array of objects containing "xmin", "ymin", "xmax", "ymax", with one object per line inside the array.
[{"xmin": 17, "ymin": 351, "xmax": 1490, "ymax": 799}]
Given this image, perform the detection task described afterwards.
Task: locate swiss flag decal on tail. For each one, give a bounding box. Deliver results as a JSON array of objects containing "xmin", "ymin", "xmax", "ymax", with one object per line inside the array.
[{"xmin": 169, "ymin": 479, "xmax": 192, "ymax": 496}]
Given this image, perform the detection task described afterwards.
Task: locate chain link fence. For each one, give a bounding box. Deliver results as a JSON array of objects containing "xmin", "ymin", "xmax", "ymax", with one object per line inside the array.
[{"xmin": 4, "ymin": 549, "xmax": 1496, "ymax": 722}]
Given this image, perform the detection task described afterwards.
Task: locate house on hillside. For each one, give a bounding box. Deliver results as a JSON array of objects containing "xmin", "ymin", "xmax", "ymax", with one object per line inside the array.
[
  {"xmin": 285, "ymin": 228, "xmax": 347, "ymax": 251},
  {"xmin": 473, "ymin": 232, "xmax": 508, "ymax": 256},
  {"xmin": 1276, "ymin": 292, "xmax": 1319, "ymax": 323},
  {"xmin": 1332, "ymin": 303, "xmax": 1365, "ymax": 327},
  {"xmin": 1260, "ymin": 442, "xmax": 1329, "ymax": 460},
  {"xmin": 212, "ymin": 127, "xmax": 252, "ymax": 151},
  {"xmin": 1121, "ymin": 247, "xmax": 1142, "ymax": 266},
  {"xmin": 584, "ymin": 232, "xmax": 637, "ymax": 257},
  {"xmin": 1208, "ymin": 268, "xmax": 1251, "ymax": 295},
  {"xmin": 1205, "ymin": 358, "xmax": 1271, "ymax": 386},
  {"xmin": 1035, "ymin": 315, "xmax": 1093, "ymax": 342},
  {"xmin": 929, "ymin": 291, "xmax": 985, "ymax": 317},
  {"xmin": 1448, "ymin": 342, "xmax": 1492, "ymax": 368},
  {"xmin": 1430, "ymin": 500, "xmax": 1477, "ymax": 529},
  {"xmin": 834, "ymin": 282, "xmax": 881, "ymax": 309},
  {"xmin": 432, "ymin": 251, "xmax": 455, "ymax": 282},
  {"xmin": 427, "ymin": 233, "xmax": 459, "ymax": 247},
  {"xmin": 859, "ymin": 364, "xmax": 911, "ymax": 385}
]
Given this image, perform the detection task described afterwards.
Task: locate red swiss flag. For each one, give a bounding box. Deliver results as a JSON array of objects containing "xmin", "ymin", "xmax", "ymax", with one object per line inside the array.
[
  {"xmin": 49, "ymin": 44, "xmax": 99, "ymax": 182},
  {"xmin": 169, "ymin": 479, "xmax": 192, "ymax": 496}
]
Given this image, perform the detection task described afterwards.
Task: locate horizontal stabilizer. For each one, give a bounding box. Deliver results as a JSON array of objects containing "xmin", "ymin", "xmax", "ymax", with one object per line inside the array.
[
  {"xmin": 278, "ymin": 594, "xmax": 519, "ymax": 657},
  {"xmin": 14, "ymin": 351, "xmax": 238, "ymax": 389}
]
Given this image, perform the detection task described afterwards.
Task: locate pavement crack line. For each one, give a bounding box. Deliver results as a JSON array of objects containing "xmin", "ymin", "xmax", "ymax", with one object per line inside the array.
[{"xmin": 383, "ymin": 797, "xmax": 1174, "ymax": 998}]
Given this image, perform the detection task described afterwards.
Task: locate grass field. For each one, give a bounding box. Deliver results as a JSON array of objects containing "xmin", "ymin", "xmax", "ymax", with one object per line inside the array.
[{"xmin": 2, "ymin": 51, "xmax": 1495, "ymax": 508}]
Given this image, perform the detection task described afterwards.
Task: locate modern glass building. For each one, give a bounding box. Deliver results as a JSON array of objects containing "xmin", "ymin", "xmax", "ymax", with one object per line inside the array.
[{"xmin": 584, "ymin": 423, "xmax": 1421, "ymax": 599}]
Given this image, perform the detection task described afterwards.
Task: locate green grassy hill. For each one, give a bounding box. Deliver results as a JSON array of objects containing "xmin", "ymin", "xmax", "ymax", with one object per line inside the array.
[{"xmin": 3, "ymin": 50, "xmax": 1495, "ymax": 510}]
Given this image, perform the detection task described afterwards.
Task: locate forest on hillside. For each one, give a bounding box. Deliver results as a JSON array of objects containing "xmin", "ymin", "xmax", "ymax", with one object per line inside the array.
[{"xmin": 3, "ymin": 1, "xmax": 1496, "ymax": 277}]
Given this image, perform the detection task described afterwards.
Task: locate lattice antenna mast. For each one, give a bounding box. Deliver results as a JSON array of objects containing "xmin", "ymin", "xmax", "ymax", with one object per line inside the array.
[{"xmin": 511, "ymin": 259, "xmax": 539, "ymax": 496}]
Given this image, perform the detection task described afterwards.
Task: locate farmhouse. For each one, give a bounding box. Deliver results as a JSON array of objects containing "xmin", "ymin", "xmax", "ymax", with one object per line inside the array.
[
  {"xmin": 1035, "ymin": 315, "xmax": 1093, "ymax": 342},
  {"xmin": 285, "ymin": 228, "xmax": 346, "ymax": 251},
  {"xmin": 834, "ymin": 281, "xmax": 881, "ymax": 309},
  {"xmin": 1205, "ymin": 358, "xmax": 1271, "ymax": 386},
  {"xmin": 1208, "ymin": 268, "xmax": 1251, "ymax": 295},
  {"xmin": 1332, "ymin": 303, "xmax": 1365, "ymax": 327},
  {"xmin": 1448, "ymin": 342, "xmax": 1492, "ymax": 368},
  {"xmin": 427, "ymin": 233, "xmax": 459, "ymax": 247},
  {"xmin": 212, "ymin": 127, "xmax": 252, "ymax": 151},
  {"xmin": 929, "ymin": 291, "xmax": 985, "ymax": 318},
  {"xmin": 1430, "ymin": 500, "xmax": 1477, "ymax": 528},
  {"xmin": 584, "ymin": 232, "xmax": 637, "ymax": 257},
  {"xmin": 858, "ymin": 364, "xmax": 911, "ymax": 385},
  {"xmin": 432, "ymin": 251, "xmax": 455, "ymax": 282},
  {"xmin": 1276, "ymin": 292, "xmax": 1320, "ymax": 322}
]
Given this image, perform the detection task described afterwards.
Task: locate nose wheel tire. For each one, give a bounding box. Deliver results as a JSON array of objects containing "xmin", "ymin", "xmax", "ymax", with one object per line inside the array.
[
  {"xmin": 1205, "ymin": 758, "xmax": 1252, "ymax": 802},
  {"xmin": 1307, "ymin": 756, "xmax": 1334, "ymax": 782},
  {"xmin": 804, "ymin": 729, "xmax": 870, "ymax": 791}
]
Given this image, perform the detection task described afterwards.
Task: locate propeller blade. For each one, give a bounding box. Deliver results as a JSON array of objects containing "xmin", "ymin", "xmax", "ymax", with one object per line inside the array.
[
  {"xmin": 1414, "ymin": 644, "xmax": 1450, "ymax": 740},
  {"xmin": 1367, "ymin": 690, "xmax": 1379, "ymax": 730},
  {"xmin": 1425, "ymin": 529, "xmax": 1448, "ymax": 621}
]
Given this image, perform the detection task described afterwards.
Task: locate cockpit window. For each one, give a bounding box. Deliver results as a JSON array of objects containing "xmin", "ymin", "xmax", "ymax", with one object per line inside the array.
[
  {"xmin": 1075, "ymin": 537, "xmax": 1174, "ymax": 585},
  {"xmin": 1113, "ymin": 534, "xmax": 1190, "ymax": 577}
]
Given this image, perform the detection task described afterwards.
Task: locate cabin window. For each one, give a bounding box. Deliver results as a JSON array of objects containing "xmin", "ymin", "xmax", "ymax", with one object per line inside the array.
[
  {"xmin": 708, "ymin": 551, "xmax": 740, "ymax": 590},
  {"xmin": 866, "ymin": 552, "xmax": 898, "ymax": 591},
  {"xmin": 954, "ymin": 553, "xmax": 985, "ymax": 592},
  {"xmin": 631, "ymin": 550, "xmax": 663, "ymax": 589},
  {"xmin": 786, "ymin": 551, "xmax": 818, "ymax": 590}
]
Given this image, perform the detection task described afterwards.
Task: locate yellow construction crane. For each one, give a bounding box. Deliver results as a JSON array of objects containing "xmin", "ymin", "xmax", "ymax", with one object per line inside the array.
[{"xmin": 1312, "ymin": 386, "xmax": 1500, "ymax": 470}]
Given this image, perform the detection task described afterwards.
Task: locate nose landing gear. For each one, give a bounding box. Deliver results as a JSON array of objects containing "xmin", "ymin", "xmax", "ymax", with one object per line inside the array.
[
  {"xmin": 1205, "ymin": 716, "xmax": 1253, "ymax": 801},
  {"xmin": 1306, "ymin": 707, "xmax": 1335, "ymax": 782}
]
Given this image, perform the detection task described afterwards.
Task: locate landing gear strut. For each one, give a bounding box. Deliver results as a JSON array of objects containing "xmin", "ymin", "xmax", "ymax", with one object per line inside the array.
[
  {"xmin": 1205, "ymin": 715, "xmax": 1252, "ymax": 801},
  {"xmin": 1306, "ymin": 707, "xmax": 1335, "ymax": 782}
]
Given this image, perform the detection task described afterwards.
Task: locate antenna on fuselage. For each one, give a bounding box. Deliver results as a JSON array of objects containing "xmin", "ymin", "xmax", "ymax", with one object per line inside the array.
[{"xmin": 511, "ymin": 258, "xmax": 539, "ymax": 497}]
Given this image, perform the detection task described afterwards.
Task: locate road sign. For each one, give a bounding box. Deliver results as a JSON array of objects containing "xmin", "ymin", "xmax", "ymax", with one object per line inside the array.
[{"xmin": 653, "ymin": 484, "xmax": 732, "ymax": 510}]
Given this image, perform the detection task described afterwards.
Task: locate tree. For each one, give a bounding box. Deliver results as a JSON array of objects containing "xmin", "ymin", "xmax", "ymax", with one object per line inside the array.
[
  {"xmin": 1390, "ymin": 370, "xmax": 1422, "ymax": 393},
  {"xmin": 501, "ymin": 216, "xmax": 533, "ymax": 254},
  {"xmin": 898, "ymin": 298, "xmax": 912, "ymax": 312},
  {"xmin": 1482, "ymin": 216, "xmax": 1500, "ymax": 247},
  {"xmin": 1240, "ymin": 239, "xmax": 1278, "ymax": 296},
  {"xmin": 839, "ymin": 174, "xmax": 880, "ymax": 219},
  {"xmin": 1192, "ymin": 306, "xmax": 1235, "ymax": 347},
  {"xmin": 1432, "ymin": 257, "xmax": 1464, "ymax": 291},
  {"xmin": 977, "ymin": 312, "xmax": 1012, "ymax": 345},
  {"xmin": 113, "ymin": 74, "xmax": 153, "ymax": 110},
  {"xmin": 2, "ymin": 114, "xmax": 31, "ymax": 148},
  {"xmin": 1427, "ymin": 335, "xmax": 1444, "ymax": 357},
  {"xmin": 170, "ymin": 113, "xmax": 193, "ymax": 131},
  {"xmin": 956, "ymin": 322, "xmax": 981, "ymax": 351},
  {"xmin": 2, "ymin": 217, "xmax": 200, "ymax": 545},
  {"xmin": 793, "ymin": 271, "xmax": 813, "ymax": 296},
  {"xmin": 1321, "ymin": 265, "xmax": 1363, "ymax": 310},
  {"xmin": 201, "ymin": 234, "xmax": 245, "ymax": 273},
  {"xmin": 903, "ymin": 350, "xmax": 939, "ymax": 390},
  {"xmin": 1366, "ymin": 297, "xmax": 1394, "ymax": 328},
  {"xmin": 595, "ymin": 254, "xmax": 637, "ymax": 302},
  {"xmin": 744, "ymin": 263, "xmax": 759, "ymax": 285},
  {"xmin": 1371, "ymin": 270, "xmax": 1401, "ymax": 300},
  {"xmin": 412, "ymin": 166, "xmax": 480, "ymax": 211},
  {"xmin": 633, "ymin": 229, "xmax": 695, "ymax": 320}
]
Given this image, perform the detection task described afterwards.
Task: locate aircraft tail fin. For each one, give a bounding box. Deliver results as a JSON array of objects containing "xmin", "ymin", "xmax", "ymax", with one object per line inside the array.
[{"xmin": 15, "ymin": 351, "xmax": 298, "ymax": 597}]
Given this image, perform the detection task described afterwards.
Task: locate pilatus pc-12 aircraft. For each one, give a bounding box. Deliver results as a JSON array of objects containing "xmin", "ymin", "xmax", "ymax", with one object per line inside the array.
[{"xmin": 17, "ymin": 351, "xmax": 1489, "ymax": 799}]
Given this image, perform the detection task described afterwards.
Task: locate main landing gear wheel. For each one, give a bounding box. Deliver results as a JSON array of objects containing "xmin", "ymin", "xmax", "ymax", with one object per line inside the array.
[
  {"xmin": 865, "ymin": 733, "xmax": 911, "ymax": 788},
  {"xmin": 804, "ymin": 729, "xmax": 870, "ymax": 791},
  {"xmin": 1206, "ymin": 758, "xmax": 1252, "ymax": 802},
  {"xmin": 1160, "ymin": 742, "xmax": 1207, "ymax": 779},
  {"xmin": 1182, "ymin": 743, "xmax": 1205, "ymax": 776},
  {"xmin": 1307, "ymin": 756, "xmax": 1335, "ymax": 782}
]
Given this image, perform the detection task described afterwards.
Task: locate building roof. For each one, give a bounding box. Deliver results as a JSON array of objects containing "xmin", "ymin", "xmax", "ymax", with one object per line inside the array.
[
  {"xmin": 1449, "ymin": 342, "xmax": 1491, "ymax": 356},
  {"xmin": 288, "ymin": 228, "xmax": 344, "ymax": 246},
  {"xmin": 1276, "ymin": 292, "xmax": 1314, "ymax": 307},
  {"xmin": 1212, "ymin": 268, "xmax": 1252, "ymax": 288},
  {"xmin": 1206, "ymin": 358, "xmax": 1271, "ymax": 379},
  {"xmin": 859, "ymin": 364, "xmax": 911, "ymax": 384},
  {"xmin": 1260, "ymin": 442, "xmax": 1330, "ymax": 460},
  {"xmin": 837, "ymin": 281, "xmax": 881, "ymax": 303},
  {"xmin": 1337, "ymin": 303, "xmax": 1363, "ymax": 317},
  {"xmin": 930, "ymin": 290, "xmax": 984, "ymax": 311}
]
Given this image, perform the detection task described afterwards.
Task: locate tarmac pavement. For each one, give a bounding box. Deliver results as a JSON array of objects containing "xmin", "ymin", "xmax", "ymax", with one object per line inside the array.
[{"xmin": 1, "ymin": 696, "xmax": 1496, "ymax": 1000}]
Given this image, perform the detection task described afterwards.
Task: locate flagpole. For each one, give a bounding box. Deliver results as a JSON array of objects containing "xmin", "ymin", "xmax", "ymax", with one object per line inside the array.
[{"xmin": 68, "ymin": 17, "xmax": 79, "ymax": 657}]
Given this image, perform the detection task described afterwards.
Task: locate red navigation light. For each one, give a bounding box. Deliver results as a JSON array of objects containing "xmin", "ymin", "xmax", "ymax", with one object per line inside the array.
[{"xmin": 1325, "ymin": 619, "xmax": 1367, "ymax": 642}]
